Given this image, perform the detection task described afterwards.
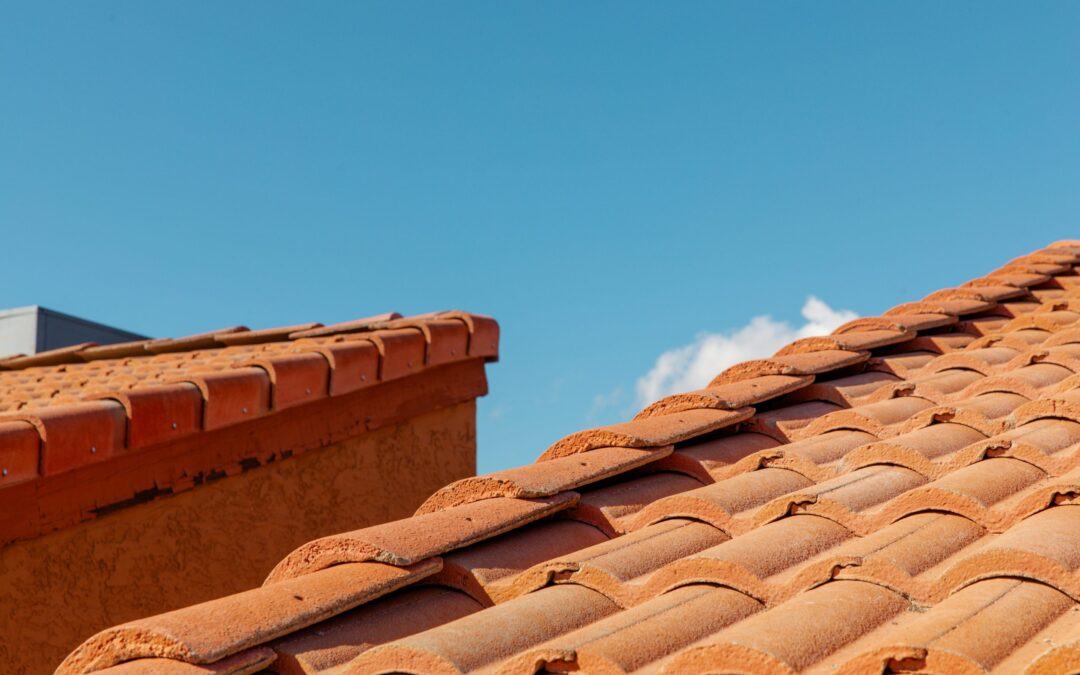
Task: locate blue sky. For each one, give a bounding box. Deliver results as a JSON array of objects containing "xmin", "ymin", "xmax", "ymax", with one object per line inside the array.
[{"xmin": 2, "ymin": 2, "xmax": 1079, "ymax": 472}]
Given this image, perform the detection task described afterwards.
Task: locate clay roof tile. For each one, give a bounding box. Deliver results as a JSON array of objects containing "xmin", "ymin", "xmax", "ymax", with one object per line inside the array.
[{"xmin": 58, "ymin": 242, "xmax": 1080, "ymax": 674}]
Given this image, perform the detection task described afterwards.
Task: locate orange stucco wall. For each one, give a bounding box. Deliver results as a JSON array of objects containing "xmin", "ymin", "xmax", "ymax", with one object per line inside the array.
[{"xmin": 0, "ymin": 400, "xmax": 476, "ymax": 675}]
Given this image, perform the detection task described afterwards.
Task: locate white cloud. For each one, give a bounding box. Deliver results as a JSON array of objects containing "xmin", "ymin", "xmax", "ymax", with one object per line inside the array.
[{"xmin": 634, "ymin": 296, "xmax": 857, "ymax": 409}]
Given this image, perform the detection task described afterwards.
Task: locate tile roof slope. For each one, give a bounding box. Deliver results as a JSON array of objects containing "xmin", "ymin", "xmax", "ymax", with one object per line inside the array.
[
  {"xmin": 58, "ymin": 241, "xmax": 1080, "ymax": 675},
  {"xmin": 0, "ymin": 310, "xmax": 498, "ymax": 540}
]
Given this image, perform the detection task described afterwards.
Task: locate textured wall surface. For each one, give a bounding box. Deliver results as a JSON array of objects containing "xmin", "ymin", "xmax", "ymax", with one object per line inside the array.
[{"xmin": 0, "ymin": 401, "xmax": 476, "ymax": 675}]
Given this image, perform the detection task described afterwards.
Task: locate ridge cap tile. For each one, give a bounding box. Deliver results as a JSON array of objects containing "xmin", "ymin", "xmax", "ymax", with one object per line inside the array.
[
  {"xmin": 146, "ymin": 327, "xmax": 249, "ymax": 354},
  {"xmin": 0, "ymin": 342, "xmax": 96, "ymax": 369},
  {"xmin": 215, "ymin": 322, "xmax": 322, "ymax": 346},
  {"xmin": 288, "ymin": 313, "xmax": 405, "ymax": 339},
  {"xmin": 89, "ymin": 382, "xmax": 205, "ymax": 449},
  {"xmin": 79, "ymin": 340, "xmax": 156, "ymax": 361},
  {"xmin": 425, "ymin": 311, "xmax": 500, "ymax": 360},
  {"xmin": 0, "ymin": 420, "xmax": 40, "ymax": 487},
  {"xmin": 5, "ymin": 399, "xmax": 127, "ymax": 475},
  {"xmin": 229, "ymin": 350, "xmax": 330, "ymax": 410}
]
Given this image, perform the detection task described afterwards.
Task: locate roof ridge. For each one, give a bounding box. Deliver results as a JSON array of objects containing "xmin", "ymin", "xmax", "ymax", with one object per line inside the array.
[{"xmin": 0, "ymin": 310, "xmax": 501, "ymax": 371}]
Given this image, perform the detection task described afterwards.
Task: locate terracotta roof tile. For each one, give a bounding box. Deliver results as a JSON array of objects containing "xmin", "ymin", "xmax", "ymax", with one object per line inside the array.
[
  {"xmin": 269, "ymin": 587, "xmax": 482, "ymax": 674},
  {"xmin": 215, "ymin": 323, "xmax": 322, "ymax": 346},
  {"xmin": 510, "ymin": 518, "xmax": 727, "ymax": 607},
  {"xmin": 58, "ymin": 561, "xmax": 438, "ymax": 674},
  {"xmin": 294, "ymin": 339, "xmax": 379, "ymax": 396},
  {"xmin": 428, "ymin": 311, "xmax": 500, "ymax": 360},
  {"xmin": 164, "ymin": 367, "xmax": 271, "ymax": 430},
  {"xmin": 385, "ymin": 318, "xmax": 471, "ymax": 366},
  {"xmin": 792, "ymin": 395, "xmax": 933, "ymax": 439},
  {"xmin": 231, "ymin": 351, "xmax": 330, "ymax": 410},
  {"xmin": 744, "ymin": 400, "xmax": 844, "ymax": 441},
  {"xmin": 927, "ymin": 284, "xmax": 1029, "ymax": 303},
  {"xmin": 146, "ymin": 326, "xmax": 249, "ymax": 354},
  {"xmin": 569, "ymin": 472, "xmax": 705, "ymax": 535},
  {"xmin": 779, "ymin": 371, "xmax": 902, "ymax": 407},
  {"xmin": 969, "ymin": 271, "xmax": 1051, "ymax": 288},
  {"xmin": 885, "ymin": 298, "xmax": 997, "ymax": 317},
  {"xmin": 635, "ymin": 514, "xmax": 853, "ymax": 606},
  {"xmin": 709, "ymin": 349, "xmax": 869, "ymax": 385},
  {"xmin": 658, "ymin": 580, "xmax": 909, "ymax": 673},
  {"xmin": 971, "ymin": 418, "xmax": 1080, "ymax": 474},
  {"xmin": 865, "ymin": 350, "xmax": 939, "ymax": 377},
  {"xmin": 840, "ymin": 422, "xmax": 988, "ymax": 478},
  {"xmin": 634, "ymin": 374, "xmax": 812, "ymax": 418},
  {"xmin": 0, "ymin": 342, "xmax": 96, "ymax": 369},
  {"xmin": 836, "ymin": 312, "xmax": 957, "ymax": 334},
  {"xmin": 60, "ymin": 242, "xmax": 1080, "ymax": 673},
  {"xmin": 673, "ymin": 431, "xmax": 782, "ymax": 480},
  {"xmin": 775, "ymin": 329, "xmax": 913, "ymax": 355},
  {"xmin": 838, "ymin": 579, "xmax": 1075, "ymax": 674},
  {"xmin": 498, "ymin": 583, "xmax": 761, "ymax": 674},
  {"xmin": 538, "ymin": 407, "xmax": 752, "ymax": 460},
  {"xmin": 417, "ymin": 446, "xmax": 670, "ymax": 513},
  {"xmin": 433, "ymin": 519, "xmax": 609, "ymax": 605},
  {"xmin": 93, "ymin": 648, "xmax": 275, "ymax": 674},
  {"xmin": 12, "ymin": 400, "xmax": 127, "ymax": 475},
  {"xmin": 266, "ymin": 494, "xmax": 577, "ymax": 581},
  {"xmin": 287, "ymin": 313, "xmax": 404, "ymax": 339},
  {"xmin": 0, "ymin": 420, "xmax": 39, "ymax": 487},
  {"xmin": 752, "ymin": 429, "xmax": 878, "ymax": 480},
  {"xmin": 915, "ymin": 373, "xmax": 990, "ymax": 405},
  {"xmin": 627, "ymin": 467, "xmax": 813, "ymax": 535},
  {"xmin": 346, "ymin": 584, "xmax": 618, "ymax": 674},
  {"xmin": 92, "ymin": 382, "xmax": 205, "ymax": 449}
]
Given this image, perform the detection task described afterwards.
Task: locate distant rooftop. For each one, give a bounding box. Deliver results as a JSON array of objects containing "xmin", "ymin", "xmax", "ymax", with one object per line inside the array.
[{"xmin": 0, "ymin": 305, "xmax": 147, "ymax": 358}]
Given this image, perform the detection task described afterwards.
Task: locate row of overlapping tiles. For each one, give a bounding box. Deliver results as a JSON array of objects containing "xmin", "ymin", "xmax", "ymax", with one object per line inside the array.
[
  {"xmin": 58, "ymin": 242, "xmax": 1080, "ymax": 674},
  {"xmin": 0, "ymin": 311, "xmax": 498, "ymax": 486}
]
